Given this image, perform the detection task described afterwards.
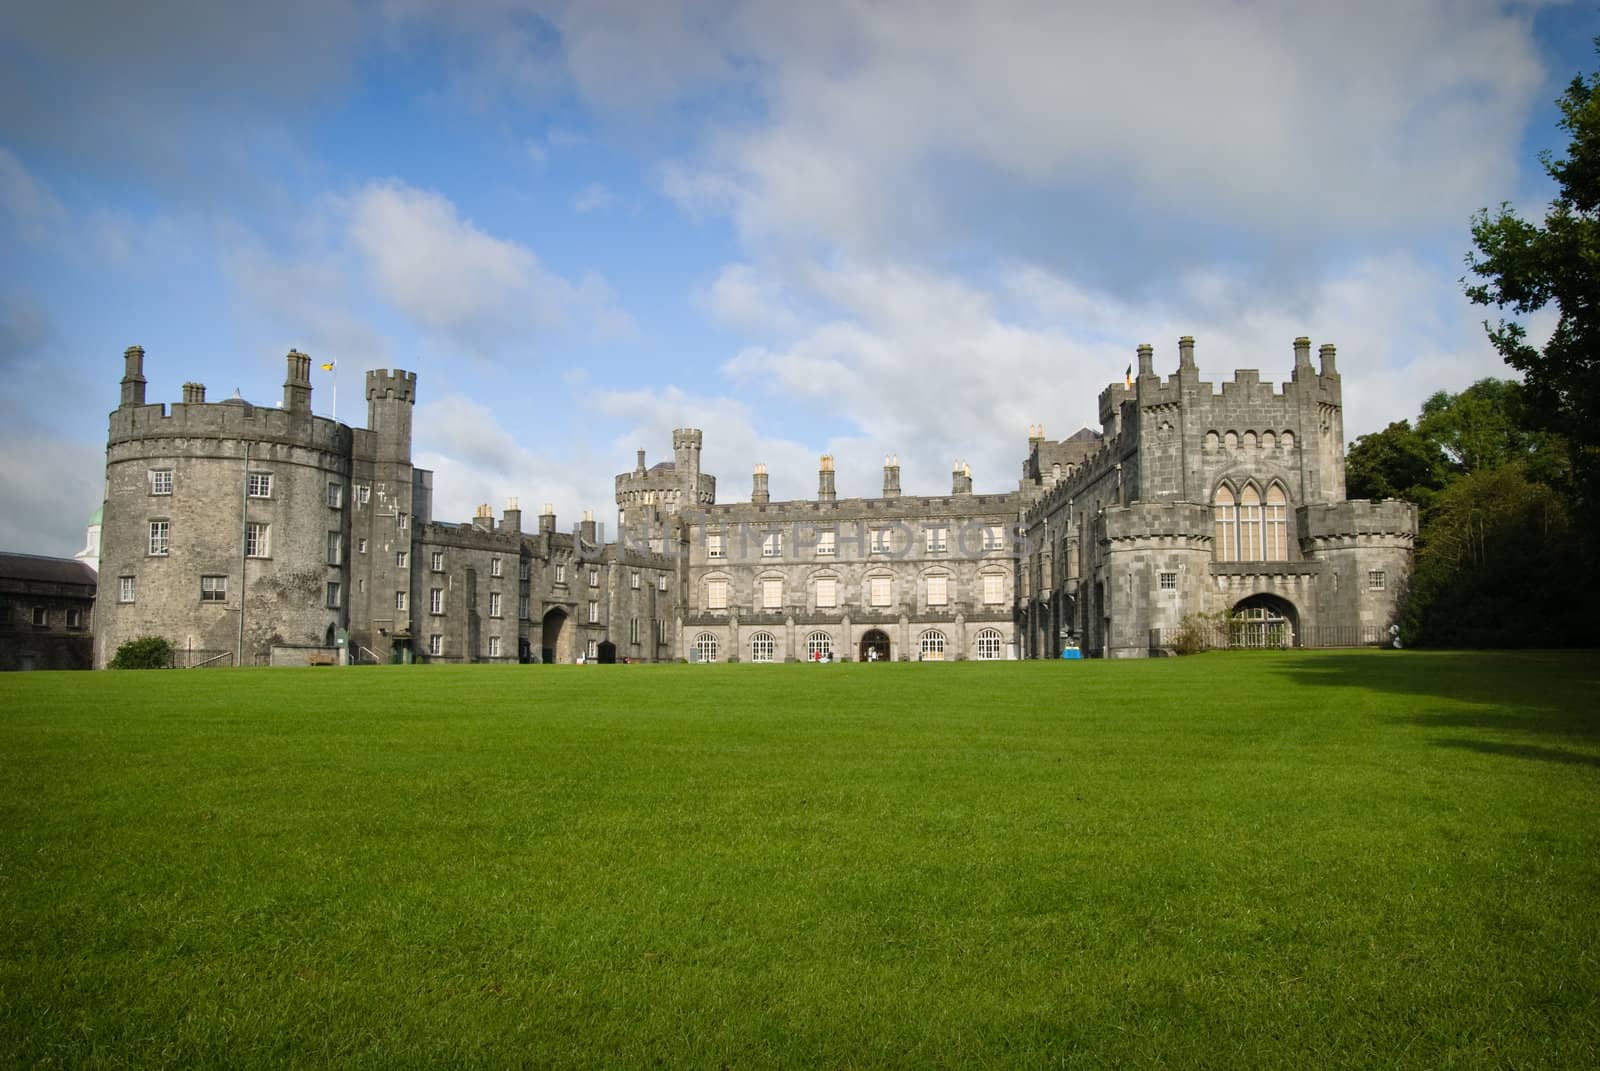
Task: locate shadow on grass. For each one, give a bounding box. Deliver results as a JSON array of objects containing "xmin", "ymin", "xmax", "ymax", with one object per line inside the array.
[{"xmin": 1431, "ymin": 738, "xmax": 1600, "ymax": 768}]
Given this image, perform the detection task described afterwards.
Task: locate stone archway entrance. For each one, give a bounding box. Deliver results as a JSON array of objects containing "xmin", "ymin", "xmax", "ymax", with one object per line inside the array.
[
  {"xmin": 1231, "ymin": 594, "xmax": 1298, "ymax": 648},
  {"xmin": 541, "ymin": 607, "xmax": 574, "ymax": 664},
  {"xmin": 859, "ymin": 629, "xmax": 891, "ymax": 663}
]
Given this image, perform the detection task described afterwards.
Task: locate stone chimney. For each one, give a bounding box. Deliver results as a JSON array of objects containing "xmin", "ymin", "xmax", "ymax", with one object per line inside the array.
[
  {"xmin": 539, "ymin": 503, "xmax": 556, "ymax": 535},
  {"xmin": 502, "ymin": 497, "xmax": 521, "ymax": 534},
  {"xmin": 120, "ymin": 345, "xmax": 147, "ymax": 408},
  {"xmin": 818, "ymin": 455, "xmax": 836, "ymax": 503},
  {"xmin": 882, "ymin": 455, "xmax": 901, "ymax": 498},
  {"xmin": 473, "ymin": 503, "xmax": 494, "ymax": 532},
  {"xmin": 182, "ymin": 382, "xmax": 206, "ymax": 405},
  {"xmin": 579, "ymin": 509, "xmax": 597, "ymax": 547},
  {"xmin": 283, "ymin": 349, "xmax": 312, "ymax": 413},
  {"xmin": 1136, "ymin": 342, "xmax": 1154, "ymax": 379},
  {"xmin": 752, "ymin": 463, "xmax": 770, "ymax": 504},
  {"xmin": 635, "ymin": 449, "xmax": 646, "ymax": 474},
  {"xmin": 1178, "ymin": 335, "xmax": 1196, "ymax": 373},
  {"xmin": 952, "ymin": 461, "xmax": 973, "ymax": 495},
  {"xmin": 1293, "ymin": 336, "xmax": 1313, "ymax": 379},
  {"xmin": 1319, "ymin": 343, "xmax": 1338, "ymax": 377}
]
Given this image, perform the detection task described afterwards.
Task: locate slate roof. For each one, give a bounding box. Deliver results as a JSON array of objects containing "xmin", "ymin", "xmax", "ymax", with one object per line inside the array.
[{"xmin": 0, "ymin": 553, "xmax": 99, "ymax": 587}]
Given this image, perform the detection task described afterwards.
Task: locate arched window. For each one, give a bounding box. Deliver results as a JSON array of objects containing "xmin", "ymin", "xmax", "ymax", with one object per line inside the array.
[
  {"xmin": 1243, "ymin": 430, "xmax": 1257, "ymax": 449},
  {"xmin": 1261, "ymin": 430, "xmax": 1276, "ymax": 450},
  {"xmin": 1239, "ymin": 485, "xmax": 1263, "ymax": 560},
  {"xmin": 919, "ymin": 630, "xmax": 947, "ymax": 661},
  {"xmin": 1264, "ymin": 484, "xmax": 1288, "ymax": 560},
  {"xmin": 805, "ymin": 631, "xmax": 833, "ymax": 661},
  {"xmin": 1204, "ymin": 431, "xmax": 1219, "ymax": 450},
  {"xmin": 975, "ymin": 628, "xmax": 1004, "ymax": 660},
  {"xmin": 1281, "ymin": 430, "xmax": 1295, "ymax": 449},
  {"xmin": 1213, "ymin": 486, "xmax": 1237, "ymax": 562},
  {"xmin": 750, "ymin": 632, "xmax": 776, "ymax": 663},
  {"xmin": 692, "ymin": 632, "xmax": 719, "ymax": 663},
  {"xmin": 1224, "ymin": 430, "xmax": 1238, "ymax": 449}
]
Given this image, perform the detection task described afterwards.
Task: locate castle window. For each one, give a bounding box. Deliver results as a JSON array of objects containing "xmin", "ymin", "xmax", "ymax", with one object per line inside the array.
[
  {"xmin": 816, "ymin": 530, "xmax": 836, "ymax": 556},
  {"xmin": 1213, "ymin": 487, "xmax": 1237, "ymax": 562},
  {"xmin": 692, "ymin": 633, "xmax": 719, "ymax": 663},
  {"xmin": 1204, "ymin": 431, "xmax": 1218, "ymax": 450},
  {"xmin": 489, "ymin": 592, "xmax": 502, "ymax": 618},
  {"xmin": 491, "ymin": 557, "xmax": 502, "ymax": 577},
  {"xmin": 870, "ymin": 528, "xmax": 892, "ymax": 554},
  {"xmin": 148, "ymin": 520, "xmax": 170, "ymax": 556},
  {"xmin": 586, "ymin": 639, "xmax": 599, "ymax": 660},
  {"xmin": 657, "ymin": 575, "xmax": 668, "ymax": 592},
  {"xmin": 488, "ymin": 636, "xmax": 501, "ymax": 658},
  {"xmin": 762, "ymin": 532, "xmax": 782, "ymax": 558},
  {"xmin": 519, "ymin": 596, "xmax": 529, "ymax": 620},
  {"xmin": 630, "ymin": 571, "xmax": 640, "ymax": 589},
  {"xmin": 925, "ymin": 527, "xmax": 947, "ymax": 553},
  {"xmin": 975, "ymin": 628, "xmax": 1004, "ymax": 660},
  {"xmin": 356, "ymin": 483, "xmax": 370, "ymax": 505},
  {"xmin": 1265, "ymin": 485, "xmax": 1288, "ymax": 560},
  {"xmin": 31, "ymin": 606, "xmax": 47, "ymax": 627},
  {"xmin": 750, "ymin": 632, "xmax": 776, "ymax": 663},
  {"xmin": 247, "ymin": 472, "xmax": 272, "ymax": 498},
  {"xmin": 869, "ymin": 576, "xmax": 891, "ymax": 607},
  {"xmin": 118, "ymin": 576, "xmax": 135, "ymax": 603},
  {"xmin": 357, "ymin": 538, "xmax": 367, "ymax": 554},
  {"xmin": 395, "ymin": 591, "xmax": 407, "ymax": 611},
  {"xmin": 325, "ymin": 582, "xmax": 341, "ymax": 609},
  {"xmin": 1262, "ymin": 431, "xmax": 1276, "ymax": 450},
  {"xmin": 1368, "ymin": 570, "xmax": 1386, "ymax": 591},
  {"xmin": 431, "ymin": 551, "xmax": 444, "ymax": 572},
  {"xmin": 629, "ymin": 617, "xmax": 639, "ymax": 644},
  {"xmin": 588, "ymin": 568, "xmax": 599, "ymax": 588},
  {"xmin": 982, "ymin": 573, "xmax": 1004, "ymax": 604},
  {"xmin": 66, "ymin": 608, "xmax": 84, "ymax": 629},
  {"xmin": 656, "ymin": 619, "xmax": 668, "ymax": 644},
  {"xmin": 1223, "ymin": 431, "xmax": 1238, "ymax": 449},
  {"xmin": 1243, "ymin": 431, "xmax": 1257, "ymax": 449},
  {"xmin": 149, "ymin": 469, "xmax": 172, "ymax": 495},
  {"xmin": 761, "ymin": 578, "xmax": 782, "ymax": 610},
  {"xmin": 429, "ymin": 634, "xmax": 443, "ymax": 656},
  {"xmin": 1159, "ymin": 571, "xmax": 1177, "ymax": 591},
  {"xmin": 1281, "ymin": 430, "xmax": 1295, "ymax": 449},
  {"xmin": 396, "ymin": 551, "xmax": 407, "ymax": 569},
  {"xmin": 707, "ymin": 578, "xmax": 728, "ymax": 610},
  {"xmin": 1052, "ymin": 463, "xmax": 1062, "ymax": 482},
  {"xmin": 920, "ymin": 630, "xmax": 947, "ymax": 661},
  {"xmin": 326, "ymin": 482, "xmax": 342, "ymax": 508},
  {"xmin": 201, "ymin": 575, "xmax": 227, "ymax": 602},
  {"xmin": 815, "ymin": 576, "xmax": 837, "ymax": 608},
  {"xmin": 396, "ymin": 512, "xmax": 407, "ymax": 530},
  {"xmin": 430, "ymin": 588, "xmax": 443, "ymax": 615},
  {"xmin": 519, "ymin": 561, "xmax": 529, "ymax": 580},
  {"xmin": 327, "ymin": 531, "xmax": 342, "ymax": 566},
  {"xmin": 707, "ymin": 531, "xmax": 725, "ymax": 558},
  {"xmin": 983, "ymin": 525, "xmax": 1005, "ymax": 552},
  {"xmin": 806, "ymin": 631, "xmax": 833, "ymax": 661},
  {"xmin": 1239, "ymin": 485, "xmax": 1263, "ymax": 560},
  {"xmin": 555, "ymin": 564, "xmax": 566, "ymax": 585},
  {"xmin": 926, "ymin": 574, "xmax": 949, "ymax": 606},
  {"xmin": 588, "ymin": 599, "xmax": 600, "ymax": 623}
]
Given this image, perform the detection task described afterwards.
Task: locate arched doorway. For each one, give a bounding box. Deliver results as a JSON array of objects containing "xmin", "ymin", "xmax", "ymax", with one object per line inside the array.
[
  {"xmin": 541, "ymin": 607, "xmax": 573, "ymax": 664},
  {"xmin": 1231, "ymin": 594, "xmax": 1298, "ymax": 648},
  {"xmin": 859, "ymin": 629, "xmax": 890, "ymax": 662}
]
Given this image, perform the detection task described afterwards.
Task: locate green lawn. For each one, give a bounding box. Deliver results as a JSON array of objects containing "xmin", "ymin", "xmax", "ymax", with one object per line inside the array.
[{"xmin": 2, "ymin": 652, "xmax": 1597, "ymax": 1068}]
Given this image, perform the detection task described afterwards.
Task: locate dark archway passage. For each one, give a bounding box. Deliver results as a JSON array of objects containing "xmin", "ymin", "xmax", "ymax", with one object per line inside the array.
[
  {"xmin": 541, "ymin": 607, "xmax": 573, "ymax": 664},
  {"xmin": 1231, "ymin": 593, "xmax": 1299, "ymax": 648},
  {"xmin": 859, "ymin": 629, "xmax": 891, "ymax": 662}
]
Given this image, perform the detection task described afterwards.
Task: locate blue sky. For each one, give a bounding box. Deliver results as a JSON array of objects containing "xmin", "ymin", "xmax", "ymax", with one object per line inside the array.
[{"xmin": 1, "ymin": 0, "xmax": 1592, "ymax": 556}]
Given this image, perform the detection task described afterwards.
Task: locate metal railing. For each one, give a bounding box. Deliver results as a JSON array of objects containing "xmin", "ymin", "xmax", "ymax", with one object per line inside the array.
[{"xmin": 1149, "ymin": 622, "xmax": 1390, "ymax": 653}]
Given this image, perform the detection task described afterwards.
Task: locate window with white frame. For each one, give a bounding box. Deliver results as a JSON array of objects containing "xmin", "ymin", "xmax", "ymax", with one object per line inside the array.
[
  {"xmin": 431, "ymin": 551, "xmax": 443, "ymax": 571},
  {"xmin": 926, "ymin": 527, "xmax": 947, "ymax": 553},
  {"xmin": 707, "ymin": 578, "xmax": 728, "ymax": 610},
  {"xmin": 750, "ymin": 632, "xmax": 776, "ymax": 662},
  {"xmin": 119, "ymin": 576, "xmax": 135, "ymax": 603},
  {"xmin": 657, "ymin": 574, "xmax": 667, "ymax": 591},
  {"xmin": 693, "ymin": 633, "xmax": 719, "ymax": 662},
  {"xmin": 869, "ymin": 575, "xmax": 891, "ymax": 607},
  {"xmin": 357, "ymin": 484, "xmax": 371, "ymax": 505},
  {"xmin": 656, "ymin": 618, "xmax": 668, "ymax": 644},
  {"xmin": 982, "ymin": 525, "xmax": 1005, "ymax": 551},
  {"xmin": 246, "ymin": 522, "xmax": 269, "ymax": 558},
  {"xmin": 762, "ymin": 531, "xmax": 781, "ymax": 557},
  {"xmin": 488, "ymin": 636, "xmax": 501, "ymax": 657},
  {"xmin": 327, "ymin": 482, "xmax": 343, "ymax": 508},
  {"xmin": 149, "ymin": 469, "xmax": 172, "ymax": 495},
  {"xmin": 806, "ymin": 631, "xmax": 832, "ymax": 660},
  {"xmin": 148, "ymin": 520, "xmax": 169, "ymax": 556},
  {"xmin": 491, "ymin": 557, "xmax": 502, "ymax": 577},
  {"xmin": 982, "ymin": 572, "xmax": 1004, "ymax": 604},
  {"xmin": 926, "ymin": 574, "xmax": 949, "ymax": 606},
  {"xmin": 246, "ymin": 472, "xmax": 272, "ymax": 498},
  {"xmin": 761, "ymin": 578, "xmax": 782, "ymax": 610},
  {"xmin": 1368, "ymin": 570, "xmax": 1386, "ymax": 591},
  {"xmin": 586, "ymin": 639, "xmax": 600, "ymax": 660},
  {"xmin": 430, "ymin": 588, "xmax": 443, "ymax": 614},
  {"xmin": 396, "ymin": 512, "xmax": 407, "ymax": 530},
  {"xmin": 201, "ymin": 575, "xmax": 227, "ymax": 602},
  {"xmin": 489, "ymin": 592, "xmax": 502, "ymax": 618},
  {"xmin": 975, "ymin": 628, "xmax": 1004, "ymax": 660},
  {"xmin": 396, "ymin": 551, "xmax": 407, "ymax": 568},
  {"xmin": 816, "ymin": 529, "xmax": 836, "ymax": 556},
  {"xmin": 326, "ymin": 581, "xmax": 341, "ymax": 608},
  {"xmin": 1159, "ymin": 572, "xmax": 1177, "ymax": 591},
  {"xmin": 588, "ymin": 599, "xmax": 599, "ymax": 623},
  {"xmin": 1265, "ymin": 484, "xmax": 1288, "ymax": 560},
  {"xmin": 66, "ymin": 608, "xmax": 83, "ymax": 629},
  {"xmin": 555, "ymin": 563, "xmax": 566, "ymax": 584},
  {"xmin": 327, "ymin": 531, "xmax": 342, "ymax": 566},
  {"xmin": 1213, "ymin": 486, "xmax": 1237, "ymax": 562},
  {"xmin": 631, "ymin": 571, "xmax": 640, "ymax": 589},
  {"xmin": 395, "ymin": 591, "xmax": 407, "ymax": 611},
  {"xmin": 519, "ymin": 596, "xmax": 529, "ymax": 620},
  {"xmin": 870, "ymin": 528, "xmax": 892, "ymax": 554},
  {"xmin": 588, "ymin": 568, "xmax": 599, "ymax": 587},
  {"xmin": 920, "ymin": 629, "xmax": 947, "ymax": 661},
  {"xmin": 815, "ymin": 576, "xmax": 837, "ymax": 608},
  {"xmin": 357, "ymin": 538, "xmax": 367, "ymax": 554},
  {"xmin": 707, "ymin": 531, "xmax": 725, "ymax": 558},
  {"xmin": 629, "ymin": 617, "xmax": 640, "ymax": 644},
  {"xmin": 1239, "ymin": 485, "xmax": 1263, "ymax": 560},
  {"xmin": 429, "ymin": 634, "xmax": 442, "ymax": 656}
]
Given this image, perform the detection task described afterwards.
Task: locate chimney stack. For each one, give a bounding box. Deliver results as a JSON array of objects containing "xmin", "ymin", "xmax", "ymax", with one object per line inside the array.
[
  {"xmin": 952, "ymin": 461, "xmax": 973, "ymax": 495},
  {"xmin": 1178, "ymin": 335, "xmax": 1196, "ymax": 372},
  {"xmin": 120, "ymin": 345, "xmax": 147, "ymax": 408},
  {"xmin": 1293, "ymin": 336, "xmax": 1313, "ymax": 379},
  {"xmin": 502, "ymin": 497, "xmax": 521, "ymax": 534},
  {"xmin": 1136, "ymin": 343, "xmax": 1154, "ymax": 379},
  {"xmin": 1319, "ymin": 343, "xmax": 1338, "ymax": 377},
  {"xmin": 752, "ymin": 463, "xmax": 770, "ymax": 504},
  {"xmin": 473, "ymin": 503, "xmax": 494, "ymax": 532},
  {"xmin": 882, "ymin": 454, "xmax": 901, "ymax": 498},
  {"xmin": 182, "ymin": 382, "xmax": 206, "ymax": 405},
  {"xmin": 579, "ymin": 509, "xmax": 597, "ymax": 547},
  {"xmin": 818, "ymin": 455, "xmax": 836, "ymax": 503},
  {"xmin": 539, "ymin": 502, "xmax": 556, "ymax": 535},
  {"xmin": 283, "ymin": 349, "xmax": 312, "ymax": 413}
]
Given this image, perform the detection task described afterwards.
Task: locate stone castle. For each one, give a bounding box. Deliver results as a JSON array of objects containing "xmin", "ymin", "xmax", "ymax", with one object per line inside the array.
[{"xmin": 94, "ymin": 337, "xmax": 1415, "ymax": 666}]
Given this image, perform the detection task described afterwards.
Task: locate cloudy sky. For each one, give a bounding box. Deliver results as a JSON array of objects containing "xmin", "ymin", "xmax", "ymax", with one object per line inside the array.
[{"xmin": 1, "ymin": 1, "xmax": 1590, "ymax": 556}]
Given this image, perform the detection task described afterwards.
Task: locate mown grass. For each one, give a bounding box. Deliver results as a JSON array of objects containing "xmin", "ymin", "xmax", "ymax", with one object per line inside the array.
[{"xmin": 2, "ymin": 651, "xmax": 1597, "ymax": 1068}]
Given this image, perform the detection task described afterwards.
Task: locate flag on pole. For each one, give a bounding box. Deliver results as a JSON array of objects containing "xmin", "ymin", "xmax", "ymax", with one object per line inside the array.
[
  {"xmin": 1125, "ymin": 364, "xmax": 1133, "ymax": 389},
  {"xmin": 320, "ymin": 361, "xmax": 335, "ymax": 372}
]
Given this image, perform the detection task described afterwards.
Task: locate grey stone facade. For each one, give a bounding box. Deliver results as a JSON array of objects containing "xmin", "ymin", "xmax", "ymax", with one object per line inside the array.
[
  {"xmin": 93, "ymin": 335, "xmax": 1413, "ymax": 666},
  {"xmin": 0, "ymin": 553, "xmax": 96, "ymax": 670}
]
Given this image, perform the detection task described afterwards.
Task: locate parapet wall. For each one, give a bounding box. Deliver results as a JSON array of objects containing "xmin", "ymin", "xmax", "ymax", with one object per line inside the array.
[{"xmin": 108, "ymin": 401, "xmax": 351, "ymax": 454}]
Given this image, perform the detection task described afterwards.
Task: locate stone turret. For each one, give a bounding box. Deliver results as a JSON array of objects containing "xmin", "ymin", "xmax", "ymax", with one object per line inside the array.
[{"xmin": 365, "ymin": 369, "xmax": 417, "ymax": 461}]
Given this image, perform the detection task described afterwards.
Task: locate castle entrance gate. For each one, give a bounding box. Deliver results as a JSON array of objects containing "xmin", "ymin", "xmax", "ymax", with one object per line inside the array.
[
  {"xmin": 859, "ymin": 629, "xmax": 891, "ymax": 663},
  {"xmin": 541, "ymin": 607, "xmax": 573, "ymax": 664},
  {"xmin": 1230, "ymin": 594, "xmax": 1298, "ymax": 649}
]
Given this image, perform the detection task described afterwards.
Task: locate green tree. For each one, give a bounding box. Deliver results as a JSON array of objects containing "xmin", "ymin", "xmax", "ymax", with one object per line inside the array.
[
  {"xmin": 1345, "ymin": 420, "xmax": 1449, "ymax": 507},
  {"xmin": 1464, "ymin": 46, "xmax": 1600, "ymax": 523}
]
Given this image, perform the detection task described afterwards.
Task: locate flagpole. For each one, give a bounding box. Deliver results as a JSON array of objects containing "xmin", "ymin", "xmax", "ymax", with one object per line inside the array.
[{"xmin": 321, "ymin": 360, "xmax": 338, "ymax": 423}]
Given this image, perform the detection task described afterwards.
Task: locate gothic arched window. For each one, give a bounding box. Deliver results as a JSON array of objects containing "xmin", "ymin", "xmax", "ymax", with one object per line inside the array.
[{"xmin": 1213, "ymin": 486, "xmax": 1237, "ymax": 562}]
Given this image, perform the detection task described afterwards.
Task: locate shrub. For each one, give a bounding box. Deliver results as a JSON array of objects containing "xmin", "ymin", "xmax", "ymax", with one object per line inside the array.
[
  {"xmin": 1169, "ymin": 611, "xmax": 1231, "ymax": 655},
  {"xmin": 109, "ymin": 636, "xmax": 173, "ymax": 669}
]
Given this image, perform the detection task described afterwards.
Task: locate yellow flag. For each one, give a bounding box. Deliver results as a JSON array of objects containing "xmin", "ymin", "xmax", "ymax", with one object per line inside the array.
[{"xmin": 320, "ymin": 362, "xmax": 335, "ymax": 372}]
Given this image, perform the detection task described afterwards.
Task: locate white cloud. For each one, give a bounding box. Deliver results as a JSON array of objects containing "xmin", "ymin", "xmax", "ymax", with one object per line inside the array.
[
  {"xmin": 571, "ymin": 182, "xmax": 617, "ymax": 214},
  {"xmin": 0, "ymin": 147, "xmax": 67, "ymax": 242}
]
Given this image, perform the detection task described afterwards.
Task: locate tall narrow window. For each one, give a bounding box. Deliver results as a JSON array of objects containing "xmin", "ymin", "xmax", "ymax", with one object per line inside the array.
[
  {"xmin": 430, "ymin": 588, "xmax": 443, "ymax": 614},
  {"xmin": 431, "ymin": 551, "xmax": 444, "ymax": 571},
  {"xmin": 761, "ymin": 578, "xmax": 782, "ymax": 609},
  {"xmin": 982, "ymin": 573, "xmax": 1003, "ymax": 604},
  {"xmin": 629, "ymin": 617, "xmax": 640, "ymax": 644},
  {"xmin": 429, "ymin": 634, "xmax": 443, "ymax": 656},
  {"xmin": 246, "ymin": 523, "xmax": 269, "ymax": 558},
  {"xmin": 555, "ymin": 564, "xmax": 566, "ymax": 584},
  {"xmin": 1213, "ymin": 487, "xmax": 1237, "ymax": 562},
  {"xmin": 588, "ymin": 568, "xmax": 599, "ymax": 587},
  {"xmin": 489, "ymin": 592, "xmax": 502, "ymax": 618},
  {"xmin": 327, "ymin": 531, "xmax": 342, "ymax": 565},
  {"xmin": 395, "ymin": 591, "xmax": 407, "ymax": 611},
  {"xmin": 1239, "ymin": 485, "xmax": 1263, "ymax": 560},
  {"xmin": 488, "ymin": 636, "xmax": 501, "ymax": 657},
  {"xmin": 869, "ymin": 576, "xmax": 891, "ymax": 606},
  {"xmin": 707, "ymin": 578, "xmax": 728, "ymax": 610},
  {"xmin": 119, "ymin": 576, "xmax": 135, "ymax": 603},
  {"xmin": 926, "ymin": 574, "xmax": 948, "ymax": 606},
  {"xmin": 815, "ymin": 576, "xmax": 837, "ymax": 608},
  {"xmin": 588, "ymin": 599, "xmax": 599, "ymax": 623},
  {"xmin": 657, "ymin": 574, "xmax": 667, "ymax": 591},
  {"xmin": 326, "ymin": 482, "xmax": 343, "ymax": 508},
  {"xmin": 519, "ymin": 596, "xmax": 528, "ymax": 620},
  {"xmin": 707, "ymin": 531, "xmax": 725, "ymax": 558},
  {"xmin": 326, "ymin": 582, "xmax": 341, "ymax": 608},
  {"xmin": 631, "ymin": 571, "xmax": 640, "ymax": 589},
  {"xmin": 491, "ymin": 557, "xmax": 502, "ymax": 577},
  {"xmin": 396, "ymin": 551, "xmax": 407, "ymax": 569},
  {"xmin": 1264, "ymin": 485, "xmax": 1288, "ymax": 560},
  {"xmin": 148, "ymin": 520, "xmax": 170, "ymax": 556}
]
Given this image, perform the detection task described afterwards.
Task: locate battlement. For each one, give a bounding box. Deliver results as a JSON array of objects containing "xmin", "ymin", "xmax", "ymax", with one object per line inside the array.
[
  {"xmin": 672, "ymin": 428, "xmax": 702, "ymax": 448},
  {"xmin": 107, "ymin": 399, "xmax": 352, "ymax": 453},
  {"xmin": 1102, "ymin": 501, "xmax": 1210, "ymax": 542},
  {"xmin": 365, "ymin": 369, "xmax": 417, "ymax": 404},
  {"xmin": 1299, "ymin": 498, "xmax": 1418, "ymax": 543}
]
